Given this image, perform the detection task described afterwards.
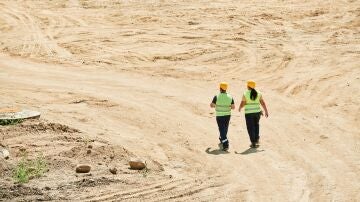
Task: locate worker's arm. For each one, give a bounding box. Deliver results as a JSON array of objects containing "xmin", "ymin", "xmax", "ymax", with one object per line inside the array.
[
  {"xmin": 231, "ymin": 98, "xmax": 235, "ymax": 110},
  {"xmin": 260, "ymin": 95, "xmax": 269, "ymax": 118},
  {"xmin": 210, "ymin": 96, "xmax": 216, "ymax": 108},
  {"xmin": 238, "ymin": 95, "xmax": 246, "ymax": 112}
]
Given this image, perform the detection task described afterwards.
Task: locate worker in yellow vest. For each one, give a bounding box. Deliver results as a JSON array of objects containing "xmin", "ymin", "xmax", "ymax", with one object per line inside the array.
[
  {"xmin": 210, "ymin": 82, "xmax": 235, "ymax": 151},
  {"xmin": 238, "ymin": 80, "xmax": 269, "ymax": 148}
]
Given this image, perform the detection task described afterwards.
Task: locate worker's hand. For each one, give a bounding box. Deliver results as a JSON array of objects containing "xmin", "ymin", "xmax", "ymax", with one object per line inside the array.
[
  {"xmin": 265, "ymin": 111, "xmax": 269, "ymax": 118},
  {"xmin": 238, "ymin": 108, "xmax": 241, "ymax": 112}
]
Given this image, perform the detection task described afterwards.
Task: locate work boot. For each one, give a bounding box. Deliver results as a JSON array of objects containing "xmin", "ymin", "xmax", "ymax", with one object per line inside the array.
[
  {"xmin": 218, "ymin": 143, "xmax": 223, "ymax": 150},
  {"xmin": 250, "ymin": 143, "xmax": 256, "ymax": 148},
  {"xmin": 255, "ymin": 141, "xmax": 260, "ymax": 148},
  {"xmin": 222, "ymin": 141, "xmax": 229, "ymax": 151}
]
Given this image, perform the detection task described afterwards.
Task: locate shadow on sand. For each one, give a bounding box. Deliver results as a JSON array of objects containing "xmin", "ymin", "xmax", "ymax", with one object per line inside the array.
[
  {"xmin": 205, "ymin": 147, "xmax": 229, "ymax": 155},
  {"xmin": 205, "ymin": 143, "xmax": 230, "ymax": 155},
  {"xmin": 235, "ymin": 148, "xmax": 265, "ymax": 155}
]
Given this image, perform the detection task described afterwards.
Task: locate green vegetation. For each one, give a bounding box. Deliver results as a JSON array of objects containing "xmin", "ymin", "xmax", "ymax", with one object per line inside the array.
[
  {"xmin": 0, "ymin": 119, "xmax": 23, "ymax": 126},
  {"xmin": 13, "ymin": 155, "xmax": 48, "ymax": 183}
]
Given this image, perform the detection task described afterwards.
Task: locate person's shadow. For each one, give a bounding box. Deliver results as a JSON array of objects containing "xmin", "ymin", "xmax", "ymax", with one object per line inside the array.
[
  {"xmin": 235, "ymin": 148, "xmax": 264, "ymax": 155},
  {"xmin": 205, "ymin": 143, "xmax": 229, "ymax": 155}
]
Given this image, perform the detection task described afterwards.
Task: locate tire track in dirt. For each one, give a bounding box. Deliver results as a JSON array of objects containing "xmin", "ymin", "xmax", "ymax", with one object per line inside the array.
[
  {"xmin": 0, "ymin": 3, "xmax": 72, "ymax": 60},
  {"xmin": 85, "ymin": 176, "xmax": 223, "ymax": 201}
]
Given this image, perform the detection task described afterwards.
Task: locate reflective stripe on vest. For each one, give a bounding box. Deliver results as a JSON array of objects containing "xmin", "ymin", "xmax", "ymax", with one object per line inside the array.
[
  {"xmin": 244, "ymin": 90, "xmax": 261, "ymax": 114},
  {"xmin": 215, "ymin": 93, "xmax": 232, "ymax": 116}
]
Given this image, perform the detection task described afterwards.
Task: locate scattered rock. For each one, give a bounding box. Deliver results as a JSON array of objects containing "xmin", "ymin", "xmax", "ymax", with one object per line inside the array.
[
  {"xmin": 86, "ymin": 150, "xmax": 91, "ymax": 154},
  {"xmin": 110, "ymin": 155, "xmax": 115, "ymax": 160},
  {"xmin": 320, "ymin": 135, "xmax": 329, "ymax": 139},
  {"xmin": 44, "ymin": 186, "xmax": 51, "ymax": 191},
  {"xmin": 109, "ymin": 167, "xmax": 117, "ymax": 175},
  {"xmin": 70, "ymin": 99, "xmax": 87, "ymax": 104},
  {"xmin": 19, "ymin": 147, "xmax": 26, "ymax": 152},
  {"xmin": 75, "ymin": 164, "xmax": 91, "ymax": 173},
  {"xmin": 129, "ymin": 158, "xmax": 146, "ymax": 170},
  {"xmin": 0, "ymin": 147, "xmax": 10, "ymax": 159},
  {"xmin": 188, "ymin": 21, "xmax": 199, "ymax": 25},
  {"xmin": 87, "ymin": 145, "xmax": 93, "ymax": 149}
]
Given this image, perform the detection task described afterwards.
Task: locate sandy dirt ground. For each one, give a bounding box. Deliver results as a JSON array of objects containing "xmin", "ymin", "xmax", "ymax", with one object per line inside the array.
[{"xmin": 0, "ymin": 0, "xmax": 359, "ymax": 201}]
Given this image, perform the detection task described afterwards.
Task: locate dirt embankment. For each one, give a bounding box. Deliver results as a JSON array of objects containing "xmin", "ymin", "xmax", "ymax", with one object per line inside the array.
[{"xmin": 0, "ymin": 119, "xmax": 171, "ymax": 201}]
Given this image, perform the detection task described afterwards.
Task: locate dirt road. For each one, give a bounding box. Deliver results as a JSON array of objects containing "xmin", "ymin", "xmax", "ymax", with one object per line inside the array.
[{"xmin": 0, "ymin": 0, "xmax": 359, "ymax": 201}]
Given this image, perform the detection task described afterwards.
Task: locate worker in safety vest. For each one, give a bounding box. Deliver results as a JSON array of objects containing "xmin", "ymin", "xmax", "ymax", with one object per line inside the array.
[
  {"xmin": 210, "ymin": 82, "xmax": 235, "ymax": 151},
  {"xmin": 238, "ymin": 80, "xmax": 269, "ymax": 148}
]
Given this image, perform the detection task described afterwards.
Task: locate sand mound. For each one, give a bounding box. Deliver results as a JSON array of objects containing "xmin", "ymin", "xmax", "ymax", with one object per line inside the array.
[
  {"xmin": 0, "ymin": 119, "xmax": 167, "ymax": 200},
  {"xmin": 0, "ymin": 121, "xmax": 79, "ymax": 135}
]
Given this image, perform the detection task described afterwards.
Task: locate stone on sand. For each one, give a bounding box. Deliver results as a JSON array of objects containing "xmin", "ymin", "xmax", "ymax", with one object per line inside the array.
[
  {"xmin": 109, "ymin": 167, "xmax": 117, "ymax": 174},
  {"xmin": 129, "ymin": 158, "xmax": 146, "ymax": 170},
  {"xmin": 76, "ymin": 164, "xmax": 91, "ymax": 173},
  {"xmin": 0, "ymin": 147, "xmax": 9, "ymax": 159}
]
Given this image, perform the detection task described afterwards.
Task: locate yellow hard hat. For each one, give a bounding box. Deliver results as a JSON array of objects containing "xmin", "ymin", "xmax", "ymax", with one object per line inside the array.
[
  {"xmin": 247, "ymin": 80, "xmax": 256, "ymax": 89},
  {"xmin": 219, "ymin": 82, "xmax": 228, "ymax": 90}
]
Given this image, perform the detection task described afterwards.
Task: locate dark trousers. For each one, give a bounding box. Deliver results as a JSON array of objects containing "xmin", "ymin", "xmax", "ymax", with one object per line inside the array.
[
  {"xmin": 216, "ymin": 115, "xmax": 230, "ymax": 147},
  {"xmin": 245, "ymin": 112, "xmax": 261, "ymax": 144}
]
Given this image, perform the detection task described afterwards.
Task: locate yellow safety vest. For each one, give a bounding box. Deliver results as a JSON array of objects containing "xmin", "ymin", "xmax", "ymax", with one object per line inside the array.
[
  {"xmin": 215, "ymin": 93, "xmax": 233, "ymax": 116},
  {"xmin": 244, "ymin": 90, "xmax": 261, "ymax": 114}
]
